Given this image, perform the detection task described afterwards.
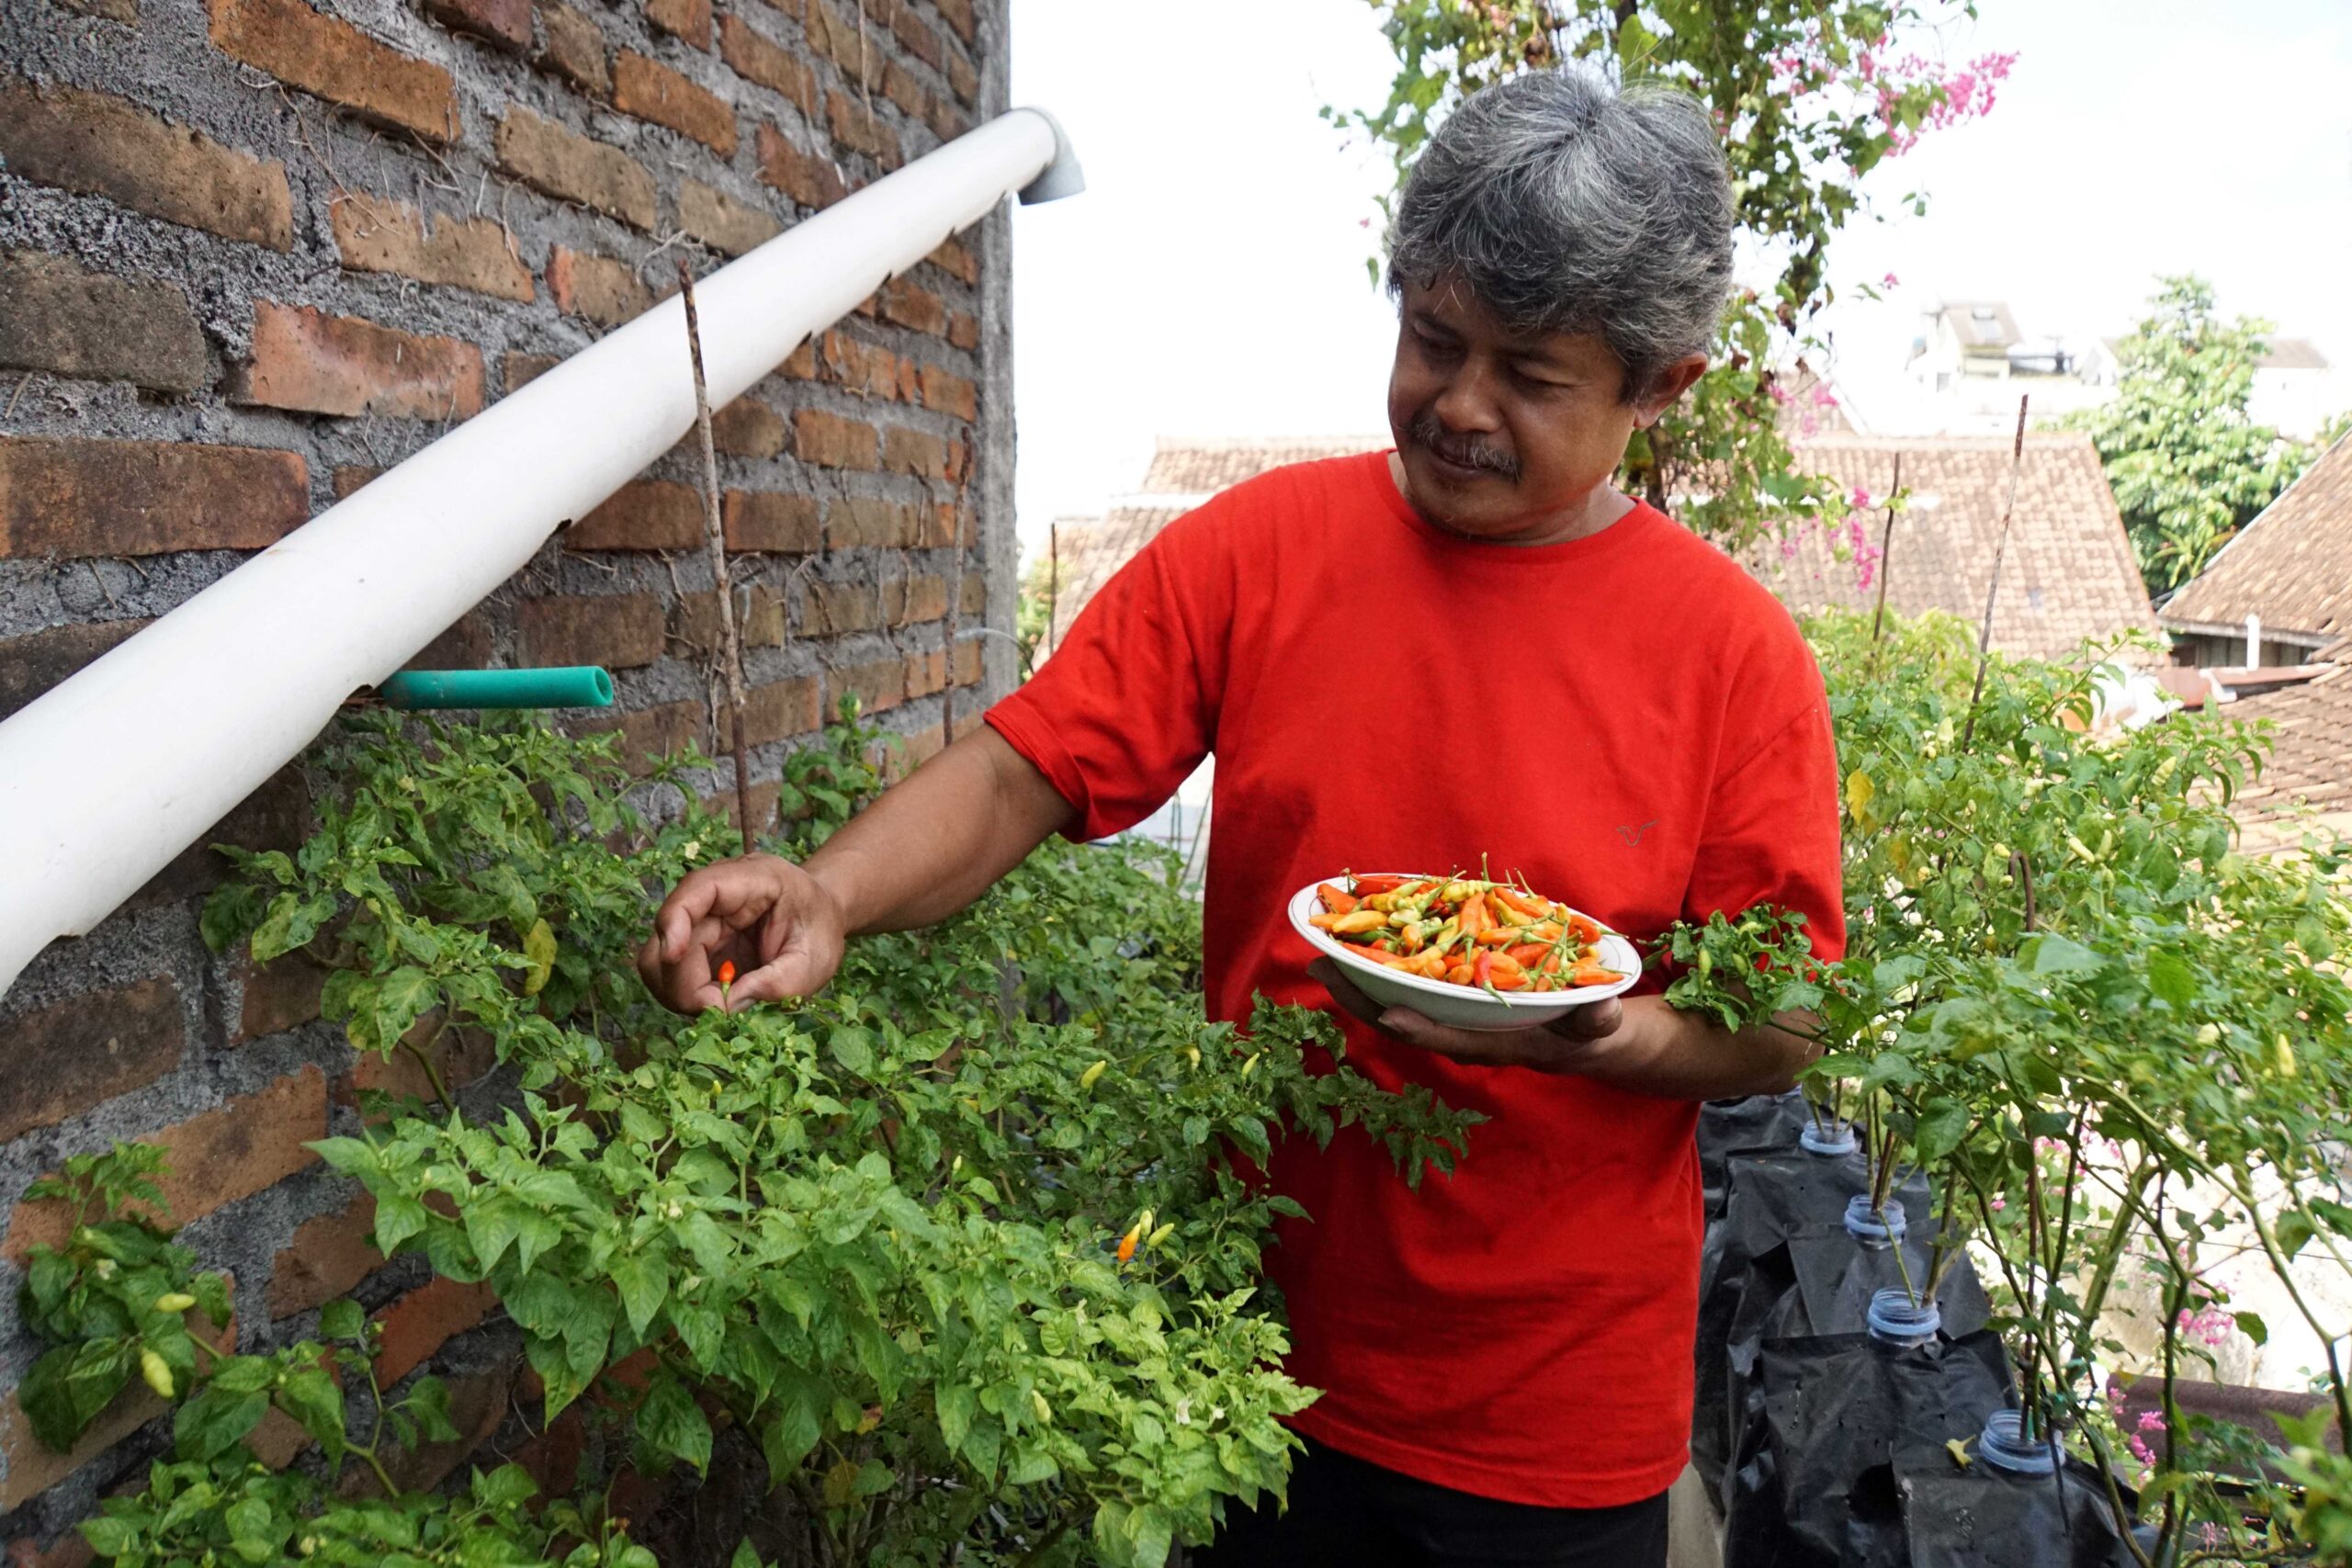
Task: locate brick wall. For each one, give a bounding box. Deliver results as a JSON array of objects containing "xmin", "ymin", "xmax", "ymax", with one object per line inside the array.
[{"xmin": 0, "ymin": 0, "xmax": 1010, "ymax": 1545}]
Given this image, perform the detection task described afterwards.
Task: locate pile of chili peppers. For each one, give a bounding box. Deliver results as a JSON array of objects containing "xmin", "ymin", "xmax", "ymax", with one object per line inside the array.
[{"xmin": 1309, "ymin": 874, "xmax": 1626, "ymax": 993}]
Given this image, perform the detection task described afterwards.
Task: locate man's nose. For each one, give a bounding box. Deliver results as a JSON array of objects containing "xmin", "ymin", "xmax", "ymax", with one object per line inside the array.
[{"xmin": 1430, "ymin": 360, "xmax": 1505, "ymax": 434}]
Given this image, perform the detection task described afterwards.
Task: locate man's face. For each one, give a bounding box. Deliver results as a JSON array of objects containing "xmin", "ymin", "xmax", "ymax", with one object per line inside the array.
[{"xmin": 1386, "ymin": 275, "xmax": 1661, "ymax": 540}]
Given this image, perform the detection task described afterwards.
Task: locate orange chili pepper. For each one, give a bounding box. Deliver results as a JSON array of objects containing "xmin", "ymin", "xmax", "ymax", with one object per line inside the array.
[
  {"xmin": 1494, "ymin": 887, "xmax": 1548, "ymax": 919},
  {"xmin": 1473, "ymin": 949, "xmax": 1495, "ymax": 989},
  {"xmin": 1571, "ymin": 962, "xmax": 1625, "ymax": 987},
  {"xmin": 1350, "ymin": 874, "xmax": 1412, "ymax": 897},
  {"xmin": 1318, "ymin": 882, "xmax": 1359, "ymax": 916},
  {"xmin": 718, "ymin": 960, "xmax": 737, "ymax": 987},
  {"xmin": 1458, "ymin": 894, "xmax": 1491, "ymax": 940},
  {"xmin": 1506, "ymin": 942, "xmax": 1547, "ymax": 968},
  {"xmin": 1116, "ymin": 1229, "xmax": 1138, "ymax": 1263},
  {"xmin": 1474, "ymin": 926, "xmax": 1515, "ymax": 947},
  {"xmin": 1566, "ymin": 913, "xmax": 1602, "ymax": 944}
]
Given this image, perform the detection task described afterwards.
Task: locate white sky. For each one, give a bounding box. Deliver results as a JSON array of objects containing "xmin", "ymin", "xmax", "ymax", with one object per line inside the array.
[{"xmin": 1005, "ymin": 0, "xmax": 2352, "ymax": 556}]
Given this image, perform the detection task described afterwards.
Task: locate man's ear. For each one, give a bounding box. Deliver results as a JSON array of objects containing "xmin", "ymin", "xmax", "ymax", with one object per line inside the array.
[{"xmin": 1634, "ymin": 354, "xmax": 1712, "ymax": 427}]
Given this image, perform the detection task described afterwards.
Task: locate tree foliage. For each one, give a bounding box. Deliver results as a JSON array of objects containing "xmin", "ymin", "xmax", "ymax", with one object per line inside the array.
[
  {"xmin": 1335, "ymin": 0, "xmax": 2009, "ymax": 549},
  {"xmin": 2063, "ymin": 275, "xmax": 2314, "ymax": 596}
]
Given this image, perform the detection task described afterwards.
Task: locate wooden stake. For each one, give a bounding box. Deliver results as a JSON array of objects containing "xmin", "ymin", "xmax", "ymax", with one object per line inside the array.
[
  {"xmin": 1046, "ymin": 521, "xmax": 1058, "ymax": 657},
  {"xmin": 1868, "ymin": 450, "xmax": 1903, "ymax": 646},
  {"xmin": 1961, "ymin": 396, "xmax": 2030, "ymax": 750},
  {"xmin": 676, "ymin": 259, "xmax": 755, "ymax": 840}
]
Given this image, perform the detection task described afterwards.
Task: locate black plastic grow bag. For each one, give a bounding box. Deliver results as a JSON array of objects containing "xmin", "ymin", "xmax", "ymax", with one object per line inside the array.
[{"xmin": 1724, "ymin": 1328, "xmax": 2138, "ymax": 1568}]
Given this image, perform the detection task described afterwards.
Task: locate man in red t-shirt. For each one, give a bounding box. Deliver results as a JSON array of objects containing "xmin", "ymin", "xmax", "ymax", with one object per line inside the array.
[{"xmin": 641, "ymin": 66, "xmax": 1842, "ymax": 1565}]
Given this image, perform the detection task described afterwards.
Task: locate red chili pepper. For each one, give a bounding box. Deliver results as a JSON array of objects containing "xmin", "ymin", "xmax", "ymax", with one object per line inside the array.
[
  {"xmin": 1506, "ymin": 942, "xmax": 1547, "ymax": 968},
  {"xmin": 1494, "ymin": 887, "xmax": 1547, "ymax": 919},
  {"xmin": 1566, "ymin": 913, "xmax": 1603, "ymax": 944},
  {"xmin": 1473, "ymin": 949, "xmax": 1495, "ymax": 989},
  {"xmin": 1318, "ymin": 882, "xmax": 1360, "ymax": 916},
  {"xmin": 1349, "ymin": 874, "xmax": 1412, "ymax": 897},
  {"xmin": 718, "ymin": 960, "xmax": 737, "ymax": 987}
]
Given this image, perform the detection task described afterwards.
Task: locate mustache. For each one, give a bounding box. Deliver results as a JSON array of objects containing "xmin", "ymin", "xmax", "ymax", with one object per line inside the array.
[{"xmin": 1408, "ymin": 411, "xmax": 1520, "ymax": 480}]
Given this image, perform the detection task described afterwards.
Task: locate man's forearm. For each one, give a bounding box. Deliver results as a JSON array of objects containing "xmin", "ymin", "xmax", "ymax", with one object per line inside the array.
[
  {"xmin": 804, "ymin": 726, "xmax": 1074, "ymax": 934},
  {"xmin": 1576, "ymin": 998, "xmax": 1822, "ymax": 1100}
]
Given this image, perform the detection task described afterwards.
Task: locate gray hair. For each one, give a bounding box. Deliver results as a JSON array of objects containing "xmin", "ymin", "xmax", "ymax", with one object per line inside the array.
[{"xmin": 1385, "ymin": 68, "xmax": 1734, "ymax": 402}]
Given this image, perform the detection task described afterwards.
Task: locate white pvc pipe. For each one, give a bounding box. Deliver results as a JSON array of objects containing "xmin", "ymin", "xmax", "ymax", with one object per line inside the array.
[{"xmin": 0, "ymin": 108, "xmax": 1075, "ymax": 998}]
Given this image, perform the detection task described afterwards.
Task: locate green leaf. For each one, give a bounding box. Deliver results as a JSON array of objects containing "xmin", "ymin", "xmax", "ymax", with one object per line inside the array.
[
  {"xmin": 277, "ymin": 1366, "xmax": 345, "ymax": 1452},
  {"xmin": 318, "ymin": 1299, "xmax": 365, "ymax": 1342},
  {"xmin": 639, "ymin": 1378, "xmax": 712, "ymax": 1472},
  {"xmin": 19, "ymin": 1340, "xmax": 133, "ymax": 1451},
  {"xmin": 612, "ymin": 1252, "xmax": 668, "ymax": 1338},
  {"xmin": 1912, "ymin": 1097, "xmax": 1970, "ymax": 1163},
  {"xmin": 522, "ymin": 918, "xmax": 558, "ymax": 997},
  {"xmin": 2235, "ymin": 1309, "xmax": 2269, "ymax": 1347},
  {"xmin": 2146, "ymin": 950, "xmax": 2196, "ymax": 1009},
  {"xmin": 175, "ymin": 1385, "xmax": 269, "ymax": 1461},
  {"xmin": 935, "ymin": 1382, "xmax": 975, "ymax": 1454},
  {"xmin": 2028, "ymin": 934, "xmax": 2102, "ymax": 976}
]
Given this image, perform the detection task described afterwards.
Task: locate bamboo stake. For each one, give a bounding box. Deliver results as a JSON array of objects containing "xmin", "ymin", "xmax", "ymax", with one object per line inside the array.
[
  {"xmin": 676, "ymin": 259, "xmax": 756, "ymax": 841},
  {"xmin": 1868, "ymin": 450, "xmax": 1902, "ymax": 646},
  {"xmin": 1960, "ymin": 396, "xmax": 2030, "ymax": 750},
  {"xmin": 1045, "ymin": 521, "xmax": 1059, "ymax": 658}
]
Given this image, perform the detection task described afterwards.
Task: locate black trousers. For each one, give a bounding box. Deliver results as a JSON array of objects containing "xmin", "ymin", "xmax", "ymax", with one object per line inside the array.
[{"xmin": 1190, "ymin": 1437, "xmax": 1670, "ymax": 1567}]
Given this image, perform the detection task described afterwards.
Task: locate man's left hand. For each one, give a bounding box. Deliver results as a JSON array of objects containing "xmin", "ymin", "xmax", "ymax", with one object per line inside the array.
[{"xmin": 1306, "ymin": 956, "xmax": 1638, "ymax": 1075}]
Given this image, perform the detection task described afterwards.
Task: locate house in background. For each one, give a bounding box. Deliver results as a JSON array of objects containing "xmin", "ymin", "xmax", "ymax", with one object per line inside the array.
[
  {"xmin": 2161, "ymin": 433, "xmax": 2352, "ymax": 669},
  {"xmin": 1757, "ymin": 431, "xmax": 2164, "ymax": 662}
]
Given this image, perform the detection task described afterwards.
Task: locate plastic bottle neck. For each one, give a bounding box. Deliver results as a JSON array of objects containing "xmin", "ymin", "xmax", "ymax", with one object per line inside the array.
[
  {"xmin": 1844, "ymin": 1193, "xmax": 1908, "ymax": 1248},
  {"xmin": 1977, "ymin": 1409, "xmax": 2058, "ymax": 1473},
  {"xmin": 1800, "ymin": 1119, "xmax": 1858, "ymax": 1156},
  {"xmin": 1865, "ymin": 1286, "xmax": 1940, "ymax": 1347}
]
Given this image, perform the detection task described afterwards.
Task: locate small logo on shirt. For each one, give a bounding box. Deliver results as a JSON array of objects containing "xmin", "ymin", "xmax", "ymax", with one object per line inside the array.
[{"xmin": 1616, "ymin": 819, "xmax": 1658, "ymax": 847}]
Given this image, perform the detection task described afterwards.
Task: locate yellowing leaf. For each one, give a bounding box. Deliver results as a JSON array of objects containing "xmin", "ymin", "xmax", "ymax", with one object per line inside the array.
[
  {"xmin": 822, "ymin": 1457, "xmax": 861, "ymax": 1508},
  {"xmin": 522, "ymin": 919, "xmax": 557, "ymax": 997},
  {"xmin": 1845, "ymin": 769, "xmax": 1876, "ymax": 819}
]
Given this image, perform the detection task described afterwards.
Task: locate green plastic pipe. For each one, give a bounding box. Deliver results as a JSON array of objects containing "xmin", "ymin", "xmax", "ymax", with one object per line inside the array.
[{"xmin": 378, "ymin": 667, "xmax": 616, "ymax": 710}]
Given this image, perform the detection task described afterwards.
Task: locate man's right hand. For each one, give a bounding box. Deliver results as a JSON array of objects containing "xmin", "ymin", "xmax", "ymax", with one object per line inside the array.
[{"xmin": 636, "ymin": 853, "xmax": 847, "ymax": 1014}]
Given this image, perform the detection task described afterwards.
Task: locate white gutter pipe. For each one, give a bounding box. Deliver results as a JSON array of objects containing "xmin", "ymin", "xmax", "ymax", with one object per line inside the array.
[{"xmin": 0, "ymin": 107, "xmax": 1081, "ymax": 998}]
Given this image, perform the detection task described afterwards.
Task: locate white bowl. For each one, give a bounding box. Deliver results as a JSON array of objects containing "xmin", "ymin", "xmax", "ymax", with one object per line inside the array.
[{"xmin": 1286, "ymin": 875, "xmax": 1643, "ymax": 1032}]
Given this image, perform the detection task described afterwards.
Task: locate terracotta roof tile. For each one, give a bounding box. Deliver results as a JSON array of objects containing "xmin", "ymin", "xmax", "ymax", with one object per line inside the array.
[
  {"xmin": 2161, "ymin": 434, "xmax": 2352, "ymax": 644},
  {"xmin": 1039, "ymin": 505, "xmax": 1184, "ymax": 649},
  {"xmin": 1751, "ymin": 432, "xmax": 2163, "ymax": 662},
  {"xmin": 2217, "ymin": 661, "xmax": 2352, "ymax": 853},
  {"xmin": 1138, "ymin": 435, "xmax": 1385, "ymax": 496}
]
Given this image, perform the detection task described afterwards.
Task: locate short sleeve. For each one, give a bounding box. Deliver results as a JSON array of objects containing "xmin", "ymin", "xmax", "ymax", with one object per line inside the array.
[
  {"xmin": 1683, "ymin": 686, "xmax": 1847, "ymax": 965},
  {"xmin": 984, "ymin": 504, "xmax": 1234, "ymax": 842}
]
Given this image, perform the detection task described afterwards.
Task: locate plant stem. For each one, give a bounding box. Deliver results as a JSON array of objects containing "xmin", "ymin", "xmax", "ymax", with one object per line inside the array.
[
  {"xmin": 675, "ymin": 259, "xmax": 756, "ymax": 841},
  {"xmin": 1867, "ymin": 452, "xmax": 1901, "ymax": 652}
]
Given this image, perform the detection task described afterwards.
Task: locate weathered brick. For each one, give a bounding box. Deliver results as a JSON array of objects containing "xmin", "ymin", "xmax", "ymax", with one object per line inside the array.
[
  {"xmin": 424, "ymin": 0, "xmax": 530, "ymax": 50},
  {"xmin": 130, "ymin": 766, "xmax": 311, "ymax": 911},
  {"xmin": 1, "ymin": 1300, "xmax": 235, "ymax": 1508},
  {"xmin": 928, "ymin": 235, "xmax": 978, "ymax": 287},
  {"xmin": 794, "ymin": 409, "xmax": 880, "ymax": 470},
  {"xmin": 0, "ymin": 437, "xmax": 308, "ymax": 558},
  {"xmin": 0, "ymin": 74, "xmax": 293, "ymax": 249},
  {"xmin": 645, "ymin": 0, "xmax": 711, "ymax": 49},
  {"xmin": 209, "ymin": 0, "xmax": 458, "ymax": 144},
  {"xmin": 340, "ymin": 1015, "xmax": 495, "ymax": 1110},
  {"xmin": 825, "ymin": 88, "xmax": 898, "ymax": 165},
  {"xmin": 924, "ymin": 92, "xmax": 967, "ymax": 144},
  {"xmin": 497, "ymin": 107, "xmax": 656, "ymax": 231},
  {"xmin": 756, "ymin": 121, "xmax": 846, "ymax": 209},
  {"xmin": 948, "ymin": 310, "xmax": 979, "ymax": 351},
  {"xmin": 372, "ymin": 1276, "xmax": 498, "ymax": 1385},
  {"xmin": 0, "ymin": 618, "xmax": 148, "ymax": 721},
  {"xmin": 879, "ymin": 276, "xmax": 947, "ymax": 336},
  {"xmin": 934, "ymin": 0, "xmax": 974, "ymax": 45},
  {"xmin": 807, "ymin": 572, "xmax": 947, "ymax": 634},
  {"xmin": 781, "ymin": 339, "xmax": 819, "ymax": 378},
  {"xmin": 266, "ymin": 1190, "xmax": 380, "ymax": 1318},
  {"xmin": 959, "ymin": 571, "xmax": 986, "ymax": 616},
  {"xmin": 819, "ymin": 330, "xmax": 905, "ymax": 400},
  {"xmin": 743, "ymin": 675, "xmax": 820, "ymax": 744},
  {"xmin": 709, "ymin": 397, "xmax": 787, "ymax": 457},
  {"xmin": 722, "ymin": 490, "xmax": 821, "ymax": 552},
  {"xmin": 5, "ymin": 1066, "xmax": 327, "ymax": 1262},
  {"xmin": 502, "ymin": 351, "xmax": 561, "ymax": 393},
  {"xmin": 917, "ymin": 362, "xmax": 978, "ymax": 421},
  {"xmin": 236, "ymin": 303, "xmax": 485, "ymax": 421},
  {"xmin": 676, "ymin": 178, "xmax": 781, "ymax": 258},
  {"xmin": 717, "ymin": 15, "xmax": 811, "ymax": 113},
  {"xmin": 564, "ymin": 479, "xmax": 701, "ymax": 550},
  {"xmin": 675, "ymin": 584, "xmax": 785, "ymax": 651},
  {"xmin": 331, "ymin": 193, "xmax": 532, "ymax": 302},
  {"xmin": 547, "ymin": 247, "xmax": 651, "ymax": 329},
  {"xmin": 824, "ymin": 495, "xmax": 919, "ymax": 549},
  {"xmin": 826, "ymin": 653, "xmax": 908, "ymax": 715},
  {"xmin": 882, "ymin": 423, "xmax": 964, "ymax": 481},
  {"xmin": 909, "ymin": 636, "xmax": 983, "ymax": 696},
  {"xmin": 884, "ymin": 4, "xmax": 940, "ymax": 70},
  {"xmin": 803, "ymin": 0, "xmax": 882, "ymax": 89},
  {"xmin": 881, "ymin": 60, "xmax": 926, "ymax": 119},
  {"xmin": 508, "ymin": 1405, "xmax": 589, "ymax": 1500},
  {"xmin": 612, "ymin": 51, "xmax": 736, "ymax": 155},
  {"xmin": 535, "ymin": 1, "xmax": 610, "ymax": 96},
  {"xmin": 56, "ymin": 0, "xmax": 136, "ymax": 19},
  {"xmin": 520, "ymin": 592, "xmax": 666, "ymax": 668},
  {"xmin": 0, "ymin": 977, "xmax": 183, "ymax": 1145},
  {"xmin": 234, "ymin": 953, "xmax": 328, "ymax": 1043},
  {"xmin": 7, "ymin": 1525, "xmax": 97, "ymax": 1568},
  {"xmin": 575, "ymin": 699, "xmax": 707, "ymax": 772},
  {"xmin": 0, "ymin": 250, "xmax": 207, "ymax": 392},
  {"xmin": 366, "ymin": 1369, "xmax": 509, "ymax": 1494},
  {"xmin": 945, "ymin": 48, "xmax": 976, "ymax": 107}
]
